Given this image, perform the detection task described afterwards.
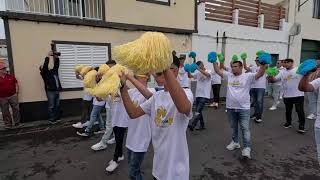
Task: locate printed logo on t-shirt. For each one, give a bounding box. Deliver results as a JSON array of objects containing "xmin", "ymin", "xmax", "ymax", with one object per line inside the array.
[
  {"xmin": 284, "ymin": 74, "xmax": 298, "ymax": 81},
  {"xmin": 155, "ymin": 106, "xmax": 174, "ymax": 128},
  {"xmin": 228, "ymin": 80, "xmax": 241, "ymax": 87},
  {"xmin": 133, "ymin": 100, "xmax": 139, "ymax": 107}
]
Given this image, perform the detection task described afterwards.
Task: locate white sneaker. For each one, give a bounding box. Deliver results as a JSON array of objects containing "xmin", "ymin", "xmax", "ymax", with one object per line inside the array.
[
  {"xmin": 106, "ymin": 160, "xmax": 119, "ymax": 172},
  {"xmin": 255, "ymin": 119, "xmax": 262, "ymax": 123},
  {"xmin": 269, "ymin": 105, "xmax": 277, "ymax": 111},
  {"xmin": 91, "ymin": 141, "xmax": 107, "ymax": 151},
  {"xmin": 108, "ymin": 156, "xmax": 124, "ymax": 164},
  {"xmin": 242, "ymin": 147, "xmax": 251, "ymax": 159},
  {"xmin": 107, "ymin": 137, "xmax": 116, "ymax": 145},
  {"xmin": 226, "ymin": 141, "xmax": 241, "ymax": 151},
  {"xmin": 82, "ymin": 121, "xmax": 90, "ymax": 127},
  {"xmin": 307, "ymin": 114, "xmax": 316, "ymax": 120},
  {"xmin": 72, "ymin": 122, "xmax": 83, "ymax": 129},
  {"xmin": 276, "ymin": 100, "xmax": 280, "ymax": 105},
  {"xmin": 94, "ymin": 130, "xmax": 106, "ymax": 135}
]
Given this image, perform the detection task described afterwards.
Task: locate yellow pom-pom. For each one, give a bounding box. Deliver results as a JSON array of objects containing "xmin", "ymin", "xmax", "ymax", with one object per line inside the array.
[
  {"xmin": 113, "ymin": 32, "xmax": 172, "ymax": 74},
  {"xmin": 85, "ymin": 88, "xmax": 95, "ymax": 96},
  {"xmin": 92, "ymin": 74, "xmax": 121, "ymax": 98},
  {"xmin": 80, "ymin": 66, "xmax": 92, "ymax": 76},
  {"xmin": 75, "ymin": 64, "xmax": 86, "ymax": 74},
  {"xmin": 98, "ymin": 64, "xmax": 110, "ymax": 75},
  {"xmin": 83, "ymin": 70, "xmax": 97, "ymax": 88},
  {"xmin": 104, "ymin": 64, "xmax": 128, "ymax": 77}
]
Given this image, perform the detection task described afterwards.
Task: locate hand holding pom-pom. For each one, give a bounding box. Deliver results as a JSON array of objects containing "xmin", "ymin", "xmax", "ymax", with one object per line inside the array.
[
  {"xmin": 241, "ymin": 53, "xmax": 248, "ymax": 61},
  {"xmin": 217, "ymin": 53, "xmax": 224, "ymax": 63},
  {"xmin": 297, "ymin": 59, "xmax": 317, "ymax": 76},
  {"xmin": 208, "ymin": 52, "xmax": 217, "ymax": 63}
]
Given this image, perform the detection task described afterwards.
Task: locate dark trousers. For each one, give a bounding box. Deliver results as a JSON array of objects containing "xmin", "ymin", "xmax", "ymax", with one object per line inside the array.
[
  {"xmin": 283, "ymin": 96, "xmax": 305, "ymax": 127},
  {"xmin": 113, "ymin": 126, "xmax": 126, "ymax": 161},
  {"xmin": 212, "ymin": 84, "xmax": 221, "ymax": 103},
  {"xmin": 80, "ymin": 100, "xmax": 92, "ymax": 123},
  {"xmin": 0, "ymin": 94, "xmax": 20, "ymax": 127},
  {"xmin": 191, "ymin": 97, "xmax": 208, "ymax": 128},
  {"xmin": 46, "ymin": 90, "xmax": 60, "ymax": 121}
]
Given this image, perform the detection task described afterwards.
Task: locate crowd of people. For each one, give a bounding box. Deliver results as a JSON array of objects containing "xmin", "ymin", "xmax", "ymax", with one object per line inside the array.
[{"xmin": 1, "ymin": 48, "xmax": 320, "ymax": 180}]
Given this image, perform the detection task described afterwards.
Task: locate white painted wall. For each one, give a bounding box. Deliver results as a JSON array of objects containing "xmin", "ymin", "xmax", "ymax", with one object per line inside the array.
[{"xmin": 193, "ymin": 3, "xmax": 290, "ymax": 69}]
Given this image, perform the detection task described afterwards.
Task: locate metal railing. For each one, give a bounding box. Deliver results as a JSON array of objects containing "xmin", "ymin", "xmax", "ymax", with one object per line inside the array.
[{"xmin": 3, "ymin": 0, "xmax": 104, "ymax": 20}]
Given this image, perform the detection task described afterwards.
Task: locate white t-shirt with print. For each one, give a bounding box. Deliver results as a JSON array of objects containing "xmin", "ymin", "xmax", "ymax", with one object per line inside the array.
[
  {"xmin": 83, "ymin": 91, "xmax": 93, "ymax": 101},
  {"xmin": 177, "ymin": 67, "xmax": 190, "ymax": 88},
  {"xmin": 108, "ymin": 96, "xmax": 129, "ymax": 128},
  {"xmin": 126, "ymin": 88, "xmax": 155, "ymax": 152},
  {"xmin": 140, "ymin": 89, "xmax": 194, "ymax": 180},
  {"xmin": 274, "ymin": 67, "xmax": 304, "ymax": 98},
  {"xmin": 250, "ymin": 66, "xmax": 266, "ymax": 89},
  {"xmin": 310, "ymin": 79, "xmax": 320, "ymax": 128},
  {"xmin": 211, "ymin": 70, "xmax": 222, "ymax": 85},
  {"xmin": 93, "ymin": 97, "xmax": 105, "ymax": 106},
  {"xmin": 223, "ymin": 71, "xmax": 256, "ymax": 109},
  {"xmin": 193, "ymin": 70, "xmax": 212, "ymax": 99}
]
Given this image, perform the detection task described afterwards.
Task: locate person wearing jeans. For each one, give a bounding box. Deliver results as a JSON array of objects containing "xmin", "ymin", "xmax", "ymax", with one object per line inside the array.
[
  {"xmin": 306, "ymin": 92, "xmax": 317, "ymax": 120},
  {"xmin": 268, "ymin": 60, "xmax": 284, "ymax": 110},
  {"xmin": 76, "ymin": 97, "xmax": 105, "ymax": 137},
  {"xmin": 40, "ymin": 51, "xmax": 62, "ymax": 123},
  {"xmin": 244, "ymin": 59, "xmax": 266, "ymax": 123},
  {"xmin": 270, "ymin": 59, "xmax": 306, "ymax": 133},
  {"xmin": 213, "ymin": 58, "xmax": 267, "ymax": 159},
  {"xmin": 189, "ymin": 61, "xmax": 211, "ymax": 131}
]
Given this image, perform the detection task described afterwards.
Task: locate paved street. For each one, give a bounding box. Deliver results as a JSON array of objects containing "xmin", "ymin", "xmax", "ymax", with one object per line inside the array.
[{"xmin": 0, "ymin": 98, "xmax": 320, "ymax": 180}]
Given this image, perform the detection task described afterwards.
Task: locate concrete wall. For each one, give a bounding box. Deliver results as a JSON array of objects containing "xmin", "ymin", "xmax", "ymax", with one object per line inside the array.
[
  {"xmin": 8, "ymin": 20, "xmax": 192, "ymax": 103},
  {"xmin": 106, "ymin": 0, "xmax": 195, "ymax": 30}
]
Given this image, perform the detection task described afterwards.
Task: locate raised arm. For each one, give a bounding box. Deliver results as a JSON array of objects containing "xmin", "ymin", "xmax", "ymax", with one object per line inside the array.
[
  {"xmin": 243, "ymin": 59, "xmax": 251, "ymax": 71},
  {"xmin": 197, "ymin": 68, "xmax": 210, "ymax": 77},
  {"xmin": 299, "ymin": 72, "xmax": 316, "ymax": 92},
  {"xmin": 163, "ymin": 69, "xmax": 191, "ymax": 115},
  {"xmin": 53, "ymin": 56, "xmax": 60, "ymax": 72},
  {"xmin": 126, "ymin": 74, "xmax": 153, "ymax": 99},
  {"xmin": 254, "ymin": 64, "xmax": 267, "ymax": 80},
  {"xmin": 213, "ymin": 62, "xmax": 224, "ymax": 78}
]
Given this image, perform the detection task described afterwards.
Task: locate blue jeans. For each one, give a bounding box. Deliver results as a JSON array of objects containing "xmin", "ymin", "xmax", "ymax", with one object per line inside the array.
[
  {"xmin": 269, "ymin": 84, "xmax": 281, "ymax": 106},
  {"xmin": 227, "ymin": 109, "xmax": 251, "ymax": 148},
  {"xmin": 85, "ymin": 105, "xmax": 105, "ymax": 133},
  {"xmin": 127, "ymin": 148, "xmax": 146, "ymax": 180},
  {"xmin": 315, "ymin": 127, "xmax": 320, "ymax": 165},
  {"xmin": 306, "ymin": 92, "xmax": 317, "ymax": 115},
  {"xmin": 250, "ymin": 88, "xmax": 265, "ymax": 119},
  {"xmin": 46, "ymin": 90, "xmax": 60, "ymax": 121},
  {"xmin": 191, "ymin": 97, "xmax": 208, "ymax": 128}
]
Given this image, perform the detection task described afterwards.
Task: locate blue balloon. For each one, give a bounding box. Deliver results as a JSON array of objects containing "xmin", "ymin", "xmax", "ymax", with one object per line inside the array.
[
  {"xmin": 297, "ymin": 59, "xmax": 317, "ymax": 76},
  {"xmin": 184, "ymin": 64, "xmax": 190, "ymax": 72},
  {"xmin": 258, "ymin": 53, "xmax": 272, "ymax": 65},
  {"xmin": 208, "ymin": 51, "xmax": 217, "ymax": 63},
  {"xmin": 189, "ymin": 51, "xmax": 197, "ymax": 58},
  {"xmin": 189, "ymin": 63, "xmax": 198, "ymax": 73}
]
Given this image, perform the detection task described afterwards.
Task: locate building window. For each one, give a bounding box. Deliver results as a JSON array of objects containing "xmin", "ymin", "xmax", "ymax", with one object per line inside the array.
[
  {"xmin": 136, "ymin": 0, "xmax": 170, "ymax": 6},
  {"xmin": 314, "ymin": 0, "xmax": 320, "ymax": 19},
  {"xmin": 54, "ymin": 41, "xmax": 111, "ymax": 90}
]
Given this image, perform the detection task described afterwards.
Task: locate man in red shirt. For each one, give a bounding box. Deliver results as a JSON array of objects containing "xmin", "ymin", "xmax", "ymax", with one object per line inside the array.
[{"xmin": 0, "ymin": 60, "xmax": 21, "ymax": 129}]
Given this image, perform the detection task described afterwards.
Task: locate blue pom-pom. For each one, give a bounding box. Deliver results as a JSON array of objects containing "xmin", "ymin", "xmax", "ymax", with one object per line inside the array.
[
  {"xmin": 208, "ymin": 52, "xmax": 217, "ymax": 63},
  {"xmin": 258, "ymin": 53, "xmax": 272, "ymax": 65},
  {"xmin": 184, "ymin": 64, "xmax": 190, "ymax": 72},
  {"xmin": 189, "ymin": 51, "xmax": 197, "ymax": 58},
  {"xmin": 297, "ymin": 59, "xmax": 317, "ymax": 76},
  {"xmin": 189, "ymin": 63, "xmax": 198, "ymax": 73}
]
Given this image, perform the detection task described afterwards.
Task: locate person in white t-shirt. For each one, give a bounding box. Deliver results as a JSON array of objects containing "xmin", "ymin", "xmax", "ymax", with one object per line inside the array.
[
  {"xmin": 209, "ymin": 68, "xmax": 222, "ymax": 109},
  {"xmin": 177, "ymin": 56, "xmax": 190, "ymax": 88},
  {"xmin": 269, "ymin": 59, "xmax": 306, "ymax": 133},
  {"xmin": 119, "ymin": 58, "xmax": 193, "ymax": 180},
  {"xmin": 244, "ymin": 58, "xmax": 267, "ymax": 123},
  {"xmin": 268, "ymin": 60, "xmax": 284, "ymax": 110},
  {"xmin": 299, "ymin": 66, "xmax": 320, "ymax": 164},
  {"xmin": 188, "ymin": 61, "xmax": 211, "ymax": 131},
  {"xmin": 213, "ymin": 59, "xmax": 267, "ymax": 159}
]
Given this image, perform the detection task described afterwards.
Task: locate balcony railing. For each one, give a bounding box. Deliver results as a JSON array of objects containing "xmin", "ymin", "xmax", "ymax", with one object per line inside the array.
[
  {"xmin": 203, "ymin": 0, "xmax": 286, "ymax": 30},
  {"xmin": 3, "ymin": 0, "xmax": 104, "ymax": 20}
]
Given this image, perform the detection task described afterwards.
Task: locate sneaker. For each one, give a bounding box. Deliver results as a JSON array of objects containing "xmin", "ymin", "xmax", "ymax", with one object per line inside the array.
[
  {"xmin": 91, "ymin": 141, "xmax": 107, "ymax": 151},
  {"xmin": 106, "ymin": 160, "xmax": 119, "ymax": 172},
  {"xmin": 72, "ymin": 122, "xmax": 83, "ymax": 129},
  {"xmin": 49, "ymin": 120, "xmax": 57, "ymax": 124},
  {"xmin": 107, "ymin": 137, "xmax": 116, "ymax": 145},
  {"xmin": 283, "ymin": 122, "xmax": 292, "ymax": 128},
  {"xmin": 94, "ymin": 129, "xmax": 106, "ymax": 135},
  {"xmin": 255, "ymin": 119, "xmax": 262, "ymax": 123},
  {"xmin": 269, "ymin": 105, "xmax": 277, "ymax": 111},
  {"xmin": 241, "ymin": 147, "xmax": 251, "ymax": 159},
  {"xmin": 297, "ymin": 126, "xmax": 306, "ymax": 134},
  {"xmin": 118, "ymin": 156, "xmax": 124, "ymax": 162},
  {"xmin": 76, "ymin": 130, "xmax": 91, "ymax": 137},
  {"xmin": 209, "ymin": 103, "xmax": 215, "ymax": 107},
  {"xmin": 276, "ymin": 100, "xmax": 280, "ymax": 105},
  {"xmin": 226, "ymin": 141, "xmax": 241, "ymax": 151},
  {"xmin": 250, "ymin": 116, "xmax": 256, "ymax": 121},
  {"xmin": 82, "ymin": 121, "xmax": 90, "ymax": 127},
  {"xmin": 307, "ymin": 114, "xmax": 316, "ymax": 120}
]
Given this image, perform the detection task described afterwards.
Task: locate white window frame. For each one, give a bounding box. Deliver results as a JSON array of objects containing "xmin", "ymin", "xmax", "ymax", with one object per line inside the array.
[{"xmin": 53, "ymin": 41, "xmax": 111, "ymax": 91}]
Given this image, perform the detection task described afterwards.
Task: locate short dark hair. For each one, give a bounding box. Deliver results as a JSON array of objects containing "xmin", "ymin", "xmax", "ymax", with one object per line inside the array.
[
  {"xmin": 106, "ymin": 60, "xmax": 116, "ymax": 65},
  {"xmin": 172, "ymin": 57, "xmax": 180, "ymax": 68},
  {"xmin": 196, "ymin": 61, "xmax": 203, "ymax": 66},
  {"xmin": 94, "ymin": 66, "xmax": 99, "ymax": 71},
  {"xmin": 232, "ymin": 61, "xmax": 243, "ymax": 67},
  {"xmin": 284, "ymin": 58, "xmax": 294, "ymax": 63}
]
